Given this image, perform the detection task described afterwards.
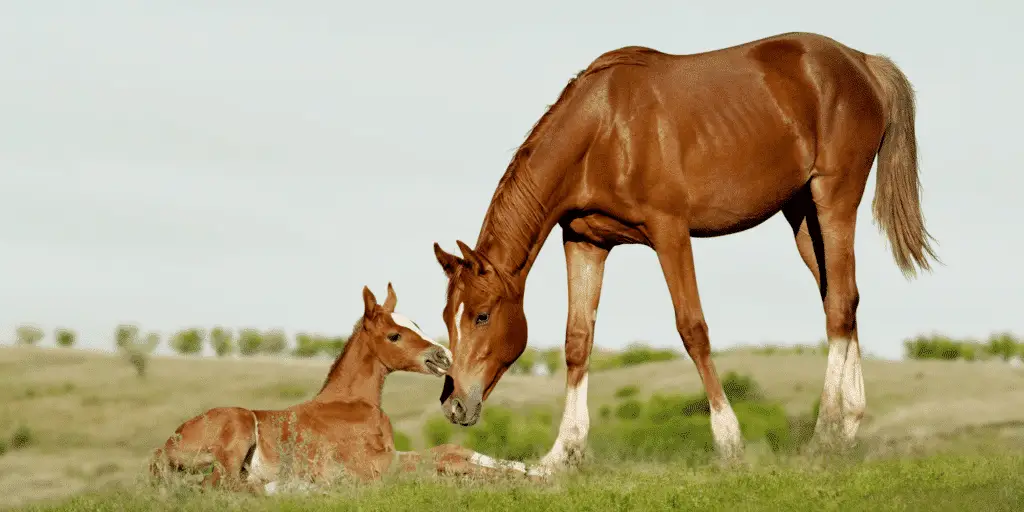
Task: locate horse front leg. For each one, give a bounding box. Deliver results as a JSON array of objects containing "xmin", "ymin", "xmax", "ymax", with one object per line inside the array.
[{"xmin": 537, "ymin": 235, "xmax": 609, "ymax": 473}]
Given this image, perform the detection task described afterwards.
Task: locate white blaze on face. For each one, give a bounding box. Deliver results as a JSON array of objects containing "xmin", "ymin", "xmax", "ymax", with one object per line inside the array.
[
  {"xmin": 391, "ymin": 311, "xmax": 451, "ymax": 361},
  {"xmin": 453, "ymin": 302, "xmax": 464, "ymax": 349}
]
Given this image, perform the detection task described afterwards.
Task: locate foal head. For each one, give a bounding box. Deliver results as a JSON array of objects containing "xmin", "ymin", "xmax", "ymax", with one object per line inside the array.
[
  {"xmin": 432, "ymin": 241, "xmax": 528, "ymax": 426},
  {"xmin": 357, "ymin": 283, "xmax": 452, "ymax": 378}
]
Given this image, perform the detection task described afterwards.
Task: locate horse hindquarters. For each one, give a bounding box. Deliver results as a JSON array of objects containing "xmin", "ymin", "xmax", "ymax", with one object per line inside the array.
[{"xmin": 152, "ymin": 406, "xmax": 258, "ymax": 488}]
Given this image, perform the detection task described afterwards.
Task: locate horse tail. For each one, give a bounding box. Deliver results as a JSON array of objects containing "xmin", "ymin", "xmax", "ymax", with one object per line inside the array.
[{"xmin": 865, "ymin": 53, "xmax": 940, "ymax": 279}]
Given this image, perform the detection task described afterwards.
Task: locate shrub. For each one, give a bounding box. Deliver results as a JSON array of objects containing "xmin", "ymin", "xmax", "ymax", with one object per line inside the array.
[
  {"xmin": 463, "ymin": 406, "xmax": 554, "ymax": 462},
  {"xmin": 614, "ymin": 385, "xmax": 640, "ymax": 399},
  {"xmin": 209, "ymin": 326, "xmax": 234, "ymax": 357},
  {"xmin": 10, "ymin": 425, "xmax": 34, "ymax": 450},
  {"xmin": 323, "ymin": 336, "xmax": 347, "ymax": 357},
  {"xmin": 114, "ymin": 324, "xmax": 140, "ymax": 350},
  {"xmin": 293, "ymin": 333, "xmax": 329, "ymax": 358},
  {"xmin": 170, "ymin": 328, "xmax": 205, "ymax": 356},
  {"xmin": 54, "ymin": 328, "xmax": 76, "ymax": 348},
  {"xmin": 393, "ymin": 430, "xmax": 412, "ymax": 452},
  {"xmin": 510, "ymin": 347, "xmax": 538, "ymax": 375},
  {"xmin": 238, "ymin": 329, "xmax": 264, "ymax": 356},
  {"xmin": 985, "ymin": 332, "xmax": 1019, "ymax": 362},
  {"xmin": 541, "ymin": 348, "xmax": 562, "ymax": 376},
  {"xmin": 121, "ymin": 331, "xmax": 160, "ymax": 378},
  {"xmin": 262, "ymin": 329, "xmax": 288, "ymax": 356},
  {"xmin": 16, "ymin": 325, "xmax": 44, "ymax": 346},
  {"xmin": 423, "ymin": 417, "xmax": 455, "ymax": 447}
]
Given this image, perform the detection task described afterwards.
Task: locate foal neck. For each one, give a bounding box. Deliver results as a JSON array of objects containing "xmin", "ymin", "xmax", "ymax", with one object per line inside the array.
[{"xmin": 312, "ymin": 330, "xmax": 388, "ymax": 407}]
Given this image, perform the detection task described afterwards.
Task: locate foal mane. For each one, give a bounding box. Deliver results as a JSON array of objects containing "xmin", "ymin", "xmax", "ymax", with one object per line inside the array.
[
  {"xmin": 475, "ymin": 46, "xmax": 658, "ymax": 273},
  {"xmin": 315, "ymin": 316, "xmax": 368, "ymax": 395}
]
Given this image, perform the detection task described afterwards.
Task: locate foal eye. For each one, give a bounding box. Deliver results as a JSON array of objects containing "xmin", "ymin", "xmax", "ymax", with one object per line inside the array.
[
  {"xmin": 475, "ymin": 312, "xmax": 489, "ymax": 325},
  {"xmin": 387, "ymin": 333, "xmax": 401, "ymax": 342}
]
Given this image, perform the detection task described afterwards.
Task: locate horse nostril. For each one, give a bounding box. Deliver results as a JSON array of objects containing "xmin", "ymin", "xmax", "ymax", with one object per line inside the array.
[
  {"xmin": 435, "ymin": 349, "xmax": 451, "ymax": 368},
  {"xmin": 452, "ymin": 398, "xmax": 466, "ymax": 420}
]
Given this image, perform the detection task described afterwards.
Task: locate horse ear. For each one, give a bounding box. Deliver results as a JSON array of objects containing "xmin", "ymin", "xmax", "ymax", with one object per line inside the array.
[
  {"xmin": 362, "ymin": 286, "xmax": 379, "ymax": 320},
  {"xmin": 434, "ymin": 242, "xmax": 465, "ymax": 277},
  {"xmin": 456, "ymin": 240, "xmax": 494, "ymax": 275},
  {"xmin": 382, "ymin": 282, "xmax": 397, "ymax": 313}
]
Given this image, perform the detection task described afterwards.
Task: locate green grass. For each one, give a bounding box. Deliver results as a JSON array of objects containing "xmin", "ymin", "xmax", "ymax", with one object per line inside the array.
[
  {"xmin": 3, "ymin": 344, "xmax": 1024, "ymax": 510},
  {"xmin": 22, "ymin": 453, "xmax": 1024, "ymax": 511}
]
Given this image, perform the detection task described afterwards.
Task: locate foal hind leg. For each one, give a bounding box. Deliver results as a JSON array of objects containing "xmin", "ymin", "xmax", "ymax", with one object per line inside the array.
[{"xmin": 648, "ymin": 216, "xmax": 743, "ymax": 461}]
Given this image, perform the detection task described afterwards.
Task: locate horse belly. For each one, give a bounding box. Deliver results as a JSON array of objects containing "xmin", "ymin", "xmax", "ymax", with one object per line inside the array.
[{"xmin": 680, "ymin": 120, "xmax": 811, "ymax": 237}]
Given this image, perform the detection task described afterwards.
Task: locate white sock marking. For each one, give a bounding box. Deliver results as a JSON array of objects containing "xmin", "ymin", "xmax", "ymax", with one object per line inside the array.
[
  {"xmin": 817, "ymin": 337, "xmax": 852, "ymax": 433},
  {"xmin": 840, "ymin": 339, "xmax": 865, "ymax": 439},
  {"xmin": 710, "ymin": 401, "xmax": 742, "ymax": 453},
  {"xmin": 540, "ymin": 373, "xmax": 590, "ymax": 466}
]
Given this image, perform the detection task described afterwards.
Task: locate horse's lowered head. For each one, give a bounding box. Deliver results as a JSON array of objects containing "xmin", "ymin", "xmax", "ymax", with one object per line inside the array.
[{"xmin": 433, "ymin": 241, "xmax": 529, "ymax": 426}]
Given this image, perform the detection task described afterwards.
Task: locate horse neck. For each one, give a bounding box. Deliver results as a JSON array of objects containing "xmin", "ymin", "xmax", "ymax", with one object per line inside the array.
[
  {"xmin": 312, "ymin": 333, "xmax": 388, "ymax": 407},
  {"xmin": 474, "ymin": 151, "xmax": 579, "ymax": 284}
]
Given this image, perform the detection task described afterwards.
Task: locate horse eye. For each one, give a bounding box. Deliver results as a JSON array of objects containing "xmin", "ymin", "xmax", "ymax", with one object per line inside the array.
[
  {"xmin": 387, "ymin": 333, "xmax": 401, "ymax": 342},
  {"xmin": 475, "ymin": 312, "xmax": 489, "ymax": 325}
]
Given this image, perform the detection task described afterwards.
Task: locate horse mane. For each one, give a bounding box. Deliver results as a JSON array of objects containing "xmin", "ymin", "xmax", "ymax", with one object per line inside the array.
[
  {"xmin": 315, "ymin": 316, "xmax": 368, "ymax": 395},
  {"xmin": 476, "ymin": 46, "xmax": 658, "ymax": 272}
]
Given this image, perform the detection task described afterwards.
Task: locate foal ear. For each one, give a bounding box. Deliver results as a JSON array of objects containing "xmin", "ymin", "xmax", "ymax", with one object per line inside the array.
[
  {"xmin": 382, "ymin": 282, "xmax": 397, "ymax": 313},
  {"xmin": 456, "ymin": 240, "xmax": 494, "ymax": 275},
  {"xmin": 362, "ymin": 286, "xmax": 379, "ymax": 320},
  {"xmin": 433, "ymin": 242, "xmax": 465, "ymax": 277}
]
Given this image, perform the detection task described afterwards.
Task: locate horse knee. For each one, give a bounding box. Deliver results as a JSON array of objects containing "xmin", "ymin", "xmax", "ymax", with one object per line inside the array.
[{"xmin": 674, "ymin": 316, "xmax": 710, "ymax": 358}]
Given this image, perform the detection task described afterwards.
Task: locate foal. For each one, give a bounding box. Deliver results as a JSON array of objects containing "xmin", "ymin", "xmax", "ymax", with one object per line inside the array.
[{"xmin": 151, "ymin": 284, "xmax": 540, "ymax": 492}]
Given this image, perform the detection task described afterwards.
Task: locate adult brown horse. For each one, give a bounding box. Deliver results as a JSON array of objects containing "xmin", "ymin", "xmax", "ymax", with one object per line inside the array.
[{"xmin": 432, "ymin": 31, "xmax": 939, "ymax": 471}]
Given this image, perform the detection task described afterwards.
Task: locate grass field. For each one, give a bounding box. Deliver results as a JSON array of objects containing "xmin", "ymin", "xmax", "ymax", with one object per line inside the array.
[{"xmin": 2, "ymin": 345, "xmax": 1024, "ymax": 510}]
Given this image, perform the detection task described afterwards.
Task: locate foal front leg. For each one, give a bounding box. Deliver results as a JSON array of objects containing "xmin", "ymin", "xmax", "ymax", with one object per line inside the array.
[{"xmin": 537, "ymin": 236, "xmax": 609, "ymax": 473}]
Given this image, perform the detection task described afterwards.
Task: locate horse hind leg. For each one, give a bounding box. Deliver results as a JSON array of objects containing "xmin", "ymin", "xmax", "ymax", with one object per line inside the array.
[{"xmin": 783, "ymin": 174, "xmax": 867, "ymax": 451}]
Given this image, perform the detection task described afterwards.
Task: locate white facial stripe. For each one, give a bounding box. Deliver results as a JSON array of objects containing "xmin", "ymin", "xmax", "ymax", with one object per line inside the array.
[
  {"xmin": 391, "ymin": 312, "xmax": 433, "ymax": 342},
  {"xmin": 453, "ymin": 302, "xmax": 464, "ymax": 346}
]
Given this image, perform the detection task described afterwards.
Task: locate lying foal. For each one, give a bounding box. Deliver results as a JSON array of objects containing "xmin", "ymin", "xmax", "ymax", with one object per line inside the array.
[{"xmin": 151, "ymin": 284, "xmax": 542, "ymax": 493}]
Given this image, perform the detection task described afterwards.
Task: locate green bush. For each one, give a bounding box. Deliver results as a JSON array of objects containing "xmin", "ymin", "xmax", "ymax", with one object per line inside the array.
[
  {"xmin": 322, "ymin": 336, "xmax": 347, "ymax": 357},
  {"xmin": 170, "ymin": 328, "xmax": 205, "ymax": 356},
  {"xmin": 114, "ymin": 324, "xmax": 140, "ymax": 350},
  {"xmin": 293, "ymin": 332, "xmax": 323, "ymax": 358},
  {"xmin": 614, "ymin": 385, "xmax": 640, "ymax": 399},
  {"xmin": 54, "ymin": 328, "xmax": 76, "ymax": 348},
  {"xmin": 432, "ymin": 371, "xmax": 798, "ymax": 466},
  {"xmin": 16, "ymin": 325, "xmax": 44, "ymax": 346},
  {"xmin": 209, "ymin": 326, "xmax": 234, "ymax": 357},
  {"xmin": 262, "ymin": 329, "xmax": 288, "ymax": 356},
  {"xmin": 393, "ymin": 430, "xmax": 412, "ymax": 452},
  {"xmin": 238, "ymin": 329, "xmax": 264, "ymax": 356},
  {"xmin": 510, "ymin": 347, "xmax": 539, "ymax": 375},
  {"xmin": 903, "ymin": 333, "xmax": 1022, "ymax": 362},
  {"xmin": 591, "ymin": 343, "xmax": 681, "ymax": 371},
  {"xmin": 985, "ymin": 332, "xmax": 1019, "ymax": 361},
  {"xmin": 423, "ymin": 417, "xmax": 455, "ymax": 447},
  {"xmin": 463, "ymin": 406, "xmax": 555, "ymax": 462}
]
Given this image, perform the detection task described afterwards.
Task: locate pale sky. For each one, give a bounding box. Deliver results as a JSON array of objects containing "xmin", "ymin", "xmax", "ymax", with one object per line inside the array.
[{"xmin": 1, "ymin": 1, "xmax": 1021, "ymax": 360}]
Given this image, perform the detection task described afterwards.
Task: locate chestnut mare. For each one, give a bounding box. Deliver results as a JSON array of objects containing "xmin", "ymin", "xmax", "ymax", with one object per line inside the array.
[
  {"xmin": 432, "ymin": 32, "xmax": 939, "ymax": 470},
  {"xmin": 151, "ymin": 284, "xmax": 541, "ymax": 493}
]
